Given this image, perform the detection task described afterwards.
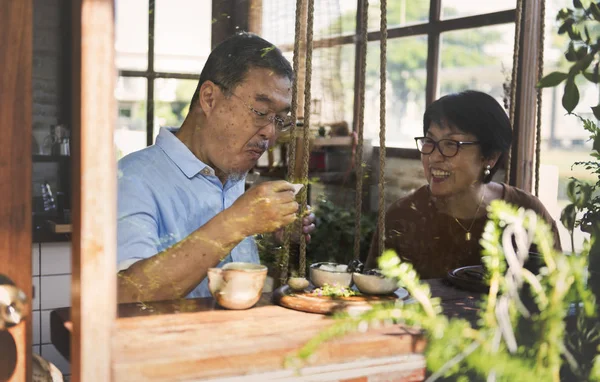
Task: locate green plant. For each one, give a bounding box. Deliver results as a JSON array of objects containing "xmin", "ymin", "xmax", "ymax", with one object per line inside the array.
[
  {"xmin": 560, "ymin": 116, "xmax": 600, "ymax": 251},
  {"xmin": 307, "ymin": 197, "xmax": 376, "ymax": 266},
  {"xmin": 290, "ymin": 201, "xmax": 600, "ymax": 381}
]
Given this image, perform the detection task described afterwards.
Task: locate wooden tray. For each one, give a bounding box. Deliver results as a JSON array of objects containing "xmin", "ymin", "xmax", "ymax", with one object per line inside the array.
[{"xmin": 272, "ymin": 285, "xmax": 408, "ymax": 315}]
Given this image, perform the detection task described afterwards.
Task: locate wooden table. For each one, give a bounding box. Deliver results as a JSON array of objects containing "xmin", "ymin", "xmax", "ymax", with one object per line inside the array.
[{"xmin": 51, "ymin": 279, "xmax": 479, "ymax": 381}]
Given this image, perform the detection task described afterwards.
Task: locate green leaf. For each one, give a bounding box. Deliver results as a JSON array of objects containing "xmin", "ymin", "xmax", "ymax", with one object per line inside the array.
[
  {"xmin": 592, "ymin": 104, "xmax": 600, "ymax": 120},
  {"xmin": 567, "ymin": 180, "xmax": 577, "ymax": 203},
  {"xmin": 585, "ymin": 25, "xmax": 592, "ymax": 43},
  {"xmin": 575, "ymin": 183, "xmax": 593, "ymax": 209},
  {"xmin": 583, "ymin": 71, "xmax": 600, "ymax": 83},
  {"xmin": 591, "ymin": 2, "xmax": 600, "ymax": 21},
  {"xmin": 537, "ymin": 72, "xmax": 569, "ymax": 88},
  {"xmin": 558, "ymin": 18, "xmax": 575, "ymax": 35},
  {"xmin": 594, "ymin": 134, "xmax": 600, "ymax": 153},
  {"xmin": 561, "ymin": 204, "xmax": 577, "ymax": 232},
  {"xmin": 565, "ymin": 42, "xmax": 578, "ymax": 62},
  {"xmin": 562, "ymin": 78, "xmax": 580, "ymax": 113},
  {"xmin": 570, "ymin": 52, "xmax": 595, "ymax": 74}
]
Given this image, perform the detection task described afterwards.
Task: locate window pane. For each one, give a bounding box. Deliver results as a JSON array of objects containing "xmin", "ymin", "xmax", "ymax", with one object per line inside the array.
[
  {"xmin": 442, "ymin": 0, "xmax": 516, "ymax": 19},
  {"xmin": 115, "ymin": 0, "xmax": 149, "ymax": 71},
  {"xmin": 538, "ymin": 0, "xmax": 592, "ymax": 253},
  {"xmin": 368, "ymin": 0, "xmax": 429, "ymax": 31},
  {"xmin": 363, "ymin": 37, "xmax": 428, "ymax": 148},
  {"xmin": 154, "ymin": 0, "xmax": 212, "ymax": 73},
  {"xmin": 261, "ymin": 0, "xmax": 356, "ymax": 47},
  {"xmin": 115, "ymin": 77, "xmax": 147, "ymax": 159},
  {"xmin": 439, "ymin": 24, "xmax": 515, "ymax": 102},
  {"xmin": 308, "ymin": 44, "xmax": 355, "ymax": 130},
  {"xmin": 153, "ymin": 78, "xmax": 196, "ymax": 135}
]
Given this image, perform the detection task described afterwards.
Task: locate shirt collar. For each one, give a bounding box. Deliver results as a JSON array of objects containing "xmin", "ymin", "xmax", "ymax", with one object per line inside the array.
[{"xmin": 155, "ymin": 127, "xmax": 215, "ymax": 179}]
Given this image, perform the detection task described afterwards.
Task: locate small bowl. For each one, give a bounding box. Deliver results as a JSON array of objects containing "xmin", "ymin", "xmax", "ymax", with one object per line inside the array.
[
  {"xmin": 309, "ymin": 262, "xmax": 352, "ymax": 288},
  {"xmin": 352, "ymin": 272, "xmax": 398, "ymax": 295}
]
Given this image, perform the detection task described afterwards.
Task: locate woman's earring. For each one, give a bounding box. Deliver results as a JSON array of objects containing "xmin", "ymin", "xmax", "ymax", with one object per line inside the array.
[{"xmin": 484, "ymin": 165, "xmax": 491, "ymax": 177}]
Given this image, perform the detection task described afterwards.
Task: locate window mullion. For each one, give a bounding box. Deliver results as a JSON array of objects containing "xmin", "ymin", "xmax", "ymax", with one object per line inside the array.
[
  {"xmin": 425, "ymin": 0, "xmax": 441, "ymax": 106},
  {"xmin": 146, "ymin": 0, "xmax": 156, "ymax": 146}
]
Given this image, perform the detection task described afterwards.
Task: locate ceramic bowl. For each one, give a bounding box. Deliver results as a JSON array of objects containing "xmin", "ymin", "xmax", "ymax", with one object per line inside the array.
[
  {"xmin": 352, "ymin": 272, "xmax": 398, "ymax": 295},
  {"xmin": 309, "ymin": 262, "xmax": 352, "ymax": 288}
]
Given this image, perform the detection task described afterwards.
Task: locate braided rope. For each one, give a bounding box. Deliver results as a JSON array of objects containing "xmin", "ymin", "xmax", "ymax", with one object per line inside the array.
[
  {"xmin": 298, "ymin": 0, "xmax": 315, "ymax": 277},
  {"xmin": 280, "ymin": 0, "xmax": 305, "ymax": 286},
  {"xmin": 506, "ymin": 0, "xmax": 524, "ymax": 184},
  {"xmin": 378, "ymin": 0, "xmax": 387, "ymax": 256},
  {"xmin": 353, "ymin": 0, "xmax": 368, "ymax": 260},
  {"xmin": 534, "ymin": 0, "xmax": 546, "ymax": 196}
]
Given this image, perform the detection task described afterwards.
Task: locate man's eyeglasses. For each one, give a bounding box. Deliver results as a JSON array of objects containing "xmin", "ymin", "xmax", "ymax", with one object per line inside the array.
[
  {"xmin": 229, "ymin": 93, "xmax": 293, "ymax": 132},
  {"xmin": 414, "ymin": 136, "xmax": 480, "ymax": 158},
  {"xmin": 210, "ymin": 79, "xmax": 294, "ymax": 133}
]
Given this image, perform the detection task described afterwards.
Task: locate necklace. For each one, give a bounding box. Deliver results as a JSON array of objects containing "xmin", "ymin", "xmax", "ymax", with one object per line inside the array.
[{"xmin": 453, "ymin": 187, "xmax": 486, "ymax": 241}]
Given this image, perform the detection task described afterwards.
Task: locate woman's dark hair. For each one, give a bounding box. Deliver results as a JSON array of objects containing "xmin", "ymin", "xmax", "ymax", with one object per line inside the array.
[
  {"xmin": 190, "ymin": 32, "xmax": 294, "ymax": 106},
  {"xmin": 423, "ymin": 90, "xmax": 512, "ymax": 182}
]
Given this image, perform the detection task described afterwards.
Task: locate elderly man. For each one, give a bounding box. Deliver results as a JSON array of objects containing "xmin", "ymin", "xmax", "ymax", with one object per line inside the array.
[{"xmin": 117, "ymin": 32, "xmax": 315, "ymax": 303}]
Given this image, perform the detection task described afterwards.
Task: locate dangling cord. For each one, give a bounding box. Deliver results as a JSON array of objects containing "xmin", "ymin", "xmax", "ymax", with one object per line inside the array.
[
  {"xmin": 534, "ymin": 0, "xmax": 546, "ymax": 197},
  {"xmin": 298, "ymin": 0, "xmax": 315, "ymax": 278},
  {"xmin": 280, "ymin": 0, "xmax": 304, "ymax": 286},
  {"xmin": 506, "ymin": 0, "xmax": 524, "ymax": 184},
  {"xmin": 353, "ymin": 0, "xmax": 369, "ymax": 260},
  {"xmin": 378, "ymin": 0, "xmax": 387, "ymax": 257}
]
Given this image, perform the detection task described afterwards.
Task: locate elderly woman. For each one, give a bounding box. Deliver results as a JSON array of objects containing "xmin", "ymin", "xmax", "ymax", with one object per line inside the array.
[{"xmin": 365, "ymin": 90, "xmax": 561, "ymax": 278}]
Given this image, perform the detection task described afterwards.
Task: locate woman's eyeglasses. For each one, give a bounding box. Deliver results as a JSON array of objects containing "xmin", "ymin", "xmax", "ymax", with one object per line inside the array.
[{"xmin": 414, "ymin": 136, "xmax": 480, "ymax": 158}]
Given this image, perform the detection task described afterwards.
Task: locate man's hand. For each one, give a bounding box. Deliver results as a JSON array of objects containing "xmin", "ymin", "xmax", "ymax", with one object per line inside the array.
[
  {"xmin": 273, "ymin": 205, "xmax": 316, "ymax": 244},
  {"xmin": 226, "ymin": 180, "xmax": 299, "ymax": 236}
]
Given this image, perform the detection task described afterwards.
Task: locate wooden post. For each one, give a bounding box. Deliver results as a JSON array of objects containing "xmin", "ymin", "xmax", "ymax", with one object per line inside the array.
[
  {"xmin": 510, "ymin": 0, "xmax": 543, "ymax": 192},
  {"xmin": 248, "ymin": 0, "xmax": 263, "ymax": 34},
  {"xmin": 70, "ymin": 0, "xmax": 117, "ymax": 381},
  {"xmin": 0, "ymin": 1, "xmax": 33, "ymax": 381}
]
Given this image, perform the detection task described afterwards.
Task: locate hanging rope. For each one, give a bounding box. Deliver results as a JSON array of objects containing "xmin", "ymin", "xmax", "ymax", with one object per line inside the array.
[
  {"xmin": 298, "ymin": 0, "xmax": 315, "ymax": 278},
  {"xmin": 534, "ymin": 0, "xmax": 546, "ymax": 196},
  {"xmin": 353, "ymin": 0, "xmax": 369, "ymax": 260},
  {"xmin": 378, "ymin": 0, "xmax": 387, "ymax": 256},
  {"xmin": 280, "ymin": 0, "xmax": 305, "ymax": 286},
  {"xmin": 506, "ymin": 0, "xmax": 524, "ymax": 184}
]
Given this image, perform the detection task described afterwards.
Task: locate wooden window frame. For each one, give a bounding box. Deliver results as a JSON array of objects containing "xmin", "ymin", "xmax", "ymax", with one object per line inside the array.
[{"xmin": 118, "ymin": 0, "xmax": 249, "ymax": 147}]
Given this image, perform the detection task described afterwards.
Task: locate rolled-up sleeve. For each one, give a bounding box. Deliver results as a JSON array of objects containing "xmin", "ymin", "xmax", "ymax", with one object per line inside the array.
[{"xmin": 117, "ymin": 170, "xmax": 160, "ymax": 272}]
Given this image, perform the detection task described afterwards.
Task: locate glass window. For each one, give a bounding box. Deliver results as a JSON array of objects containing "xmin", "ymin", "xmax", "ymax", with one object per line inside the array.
[
  {"xmin": 306, "ymin": 44, "xmax": 355, "ymax": 129},
  {"xmin": 363, "ymin": 37, "xmax": 428, "ymax": 148},
  {"xmin": 538, "ymin": 0, "xmax": 593, "ymax": 253},
  {"xmin": 115, "ymin": 77, "xmax": 147, "ymax": 160},
  {"xmin": 154, "ymin": 0, "xmax": 212, "ymax": 73},
  {"xmin": 368, "ymin": 0, "xmax": 429, "ymax": 31},
  {"xmin": 442, "ymin": 0, "xmax": 516, "ymax": 20},
  {"xmin": 115, "ymin": 0, "xmax": 149, "ymax": 71},
  {"xmin": 262, "ymin": 0, "xmax": 356, "ymax": 47},
  {"xmin": 153, "ymin": 78, "xmax": 196, "ymax": 136},
  {"xmin": 438, "ymin": 24, "xmax": 515, "ymax": 102}
]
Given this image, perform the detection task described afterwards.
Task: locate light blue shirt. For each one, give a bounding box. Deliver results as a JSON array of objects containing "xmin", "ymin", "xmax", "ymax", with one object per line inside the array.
[{"xmin": 117, "ymin": 127, "xmax": 259, "ymax": 298}]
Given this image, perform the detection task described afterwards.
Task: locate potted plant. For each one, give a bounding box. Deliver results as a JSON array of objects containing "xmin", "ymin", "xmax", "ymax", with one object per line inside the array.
[
  {"xmin": 289, "ymin": 201, "xmax": 600, "ymax": 381},
  {"xmin": 536, "ymin": 0, "xmax": 600, "ymax": 308}
]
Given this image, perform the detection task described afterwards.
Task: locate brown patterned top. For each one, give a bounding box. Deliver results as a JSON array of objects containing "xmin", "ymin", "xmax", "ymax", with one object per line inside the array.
[{"xmin": 364, "ymin": 183, "xmax": 562, "ymax": 279}]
